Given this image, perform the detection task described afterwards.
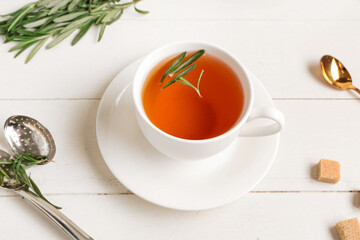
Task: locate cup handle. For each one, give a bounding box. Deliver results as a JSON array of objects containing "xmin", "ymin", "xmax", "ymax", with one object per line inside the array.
[{"xmin": 238, "ymin": 107, "xmax": 284, "ymax": 137}]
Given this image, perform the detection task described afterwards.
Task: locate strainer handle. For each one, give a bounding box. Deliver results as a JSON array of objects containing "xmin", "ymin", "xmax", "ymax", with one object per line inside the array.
[{"xmin": 16, "ymin": 190, "xmax": 94, "ymax": 240}]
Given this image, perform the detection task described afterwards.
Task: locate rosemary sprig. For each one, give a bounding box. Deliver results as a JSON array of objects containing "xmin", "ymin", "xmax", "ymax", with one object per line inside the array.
[
  {"xmin": 160, "ymin": 50, "xmax": 205, "ymax": 97},
  {"xmin": 0, "ymin": 0, "xmax": 149, "ymax": 63},
  {"xmin": 0, "ymin": 153, "xmax": 60, "ymax": 209}
]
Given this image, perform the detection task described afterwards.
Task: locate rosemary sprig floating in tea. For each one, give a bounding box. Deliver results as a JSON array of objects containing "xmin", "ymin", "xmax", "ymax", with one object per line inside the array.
[
  {"xmin": 160, "ymin": 50, "xmax": 205, "ymax": 97},
  {"xmin": 0, "ymin": 153, "xmax": 61, "ymax": 209},
  {"xmin": 0, "ymin": 0, "xmax": 149, "ymax": 63}
]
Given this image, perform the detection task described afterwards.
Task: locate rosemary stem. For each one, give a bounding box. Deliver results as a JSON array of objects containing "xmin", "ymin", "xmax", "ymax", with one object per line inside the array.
[{"xmin": 0, "ymin": 161, "xmax": 13, "ymax": 165}]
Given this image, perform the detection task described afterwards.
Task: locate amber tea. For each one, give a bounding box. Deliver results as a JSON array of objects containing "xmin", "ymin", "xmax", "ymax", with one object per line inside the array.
[{"xmin": 142, "ymin": 52, "xmax": 244, "ymax": 140}]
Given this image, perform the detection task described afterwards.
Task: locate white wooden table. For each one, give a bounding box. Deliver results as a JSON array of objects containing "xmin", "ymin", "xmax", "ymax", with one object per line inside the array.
[{"xmin": 1, "ymin": 0, "xmax": 360, "ymax": 239}]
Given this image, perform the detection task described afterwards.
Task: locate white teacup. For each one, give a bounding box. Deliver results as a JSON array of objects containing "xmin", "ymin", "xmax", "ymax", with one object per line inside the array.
[{"xmin": 133, "ymin": 41, "xmax": 284, "ymax": 161}]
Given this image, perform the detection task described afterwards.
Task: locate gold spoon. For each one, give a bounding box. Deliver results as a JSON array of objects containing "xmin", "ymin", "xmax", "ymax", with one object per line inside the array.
[{"xmin": 320, "ymin": 55, "xmax": 360, "ymax": 95}]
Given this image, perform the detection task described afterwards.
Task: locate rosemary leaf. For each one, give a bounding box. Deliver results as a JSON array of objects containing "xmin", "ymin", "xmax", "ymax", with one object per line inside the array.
[
  {"xmin": 47, "ymin": 0, "xmax": 63, "ymax": 8},
  {"xmin": 49, "ymin": 0, "xmax": 71, "ymax": 15},
  {"xmin": 91, "ymin": 3, "xmax": 109, "ymax": 13},
  {"xmin": 119, "ymin": 0, "xmax": 141, "ymax": 8},
  {"xmin": 59, "ymin": 15, "xmax": 94, "ymax": 34},
  {"xmin": 23, "ymin": 17, "xmax": 50, "ymax": 28},
  {"xmin": 160, "ymin": 52, "xmax": 187, "ymax": 85},
  {"xmin": 98, "ymin": 22, "xmax": 106, "ymax": 42},
  {"xmin": 21, "ymin": 154, "xmax": 38, "ymax": 162},
  {"xmin": 68, "ymin": 0, "xmax": 82, "ymax": 11},
  {"xmin": 101, "ymin": 9, "xmax": 119, "ymax": 23},
  {"xmin": 39, "ymin": 22, "xmax": 59, "ymax": 32},
  {"xmin": 29, "ymin": 177, "xmax": 61, "ymax": 209},
  {"xmin": 170, "ymin": 49, "xmax": 205, "ymax": 76},
  {"xmin": 176, "ymin": 78, "xmax": 196, "ymax": 90},
  {"xmin": 4, "ymin": 2, "xmax": 35, "ymax": 18},
  {"xmin": 197, "ymin": 69, "xmax": 204, "ymax": 89},
  {"xmin": 176, "ymin": 78, "xmax": 202, "ymax": 97},
  {"xmin": 134, "ymin": 6, "xmax": 149, "ymax": 14},
  {"xmin": 162, "ymin": 64, "xmax": 196, "ymax": 90},
  {"xmin": 15, "ymin": 159, "xmax": 21, "ymax": 175},
  {"xmin": 106, "ymin": 9, "xmax": 123, "ymax": 25},
  {"xmin": 37, "ymin": 0, "xmax": 55, "ymax": 8},
  {"xmin": 26, "ymin": 37, "xmax": 49, "ymax": 63},
  {"xmin": 95, "ymin": 14, "xmax": 106, "ymax": 25},
  {"xmin": 18, "ymin": 166, "xmax": 31, "ymax": 187},
  {"xmin": 10, "ymin": 38, "xmax": 41, "ymax": 52},
  {"xmin": 0, "ymin": 167, "xmax": 11, "ymax": 181},
  {"xmin": 0, "ymin": 5, "xmax": 26, "ymax": 18},
  {"xmin": 53, "ymin": 12, "xmax": 87, "ymax": 23},
  {"xmin": 8, "ymin": 4, "xmax": 36, "ymax": 32},
  {"xmin": 15, "ymin": 29, "xmax": 49, "ymax": 37},
  {"xmin": 46, "ymin": 28, "xmax": 75, "ymax": 49},
  {"xmin": 71, "ymin": 20, "xmax": 93, "ymax": 45}
]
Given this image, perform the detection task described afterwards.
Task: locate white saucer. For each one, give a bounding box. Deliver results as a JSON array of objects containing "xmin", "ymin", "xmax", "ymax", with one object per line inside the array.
[{"xmin": 96, "ymin": 59, "xmax": 280, "ymax": 211}]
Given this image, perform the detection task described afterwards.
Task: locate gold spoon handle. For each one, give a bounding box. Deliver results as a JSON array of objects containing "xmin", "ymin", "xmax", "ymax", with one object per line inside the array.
[{"xmin": 352, "ymin": 87, "xmax": 360, "ymax": 95}]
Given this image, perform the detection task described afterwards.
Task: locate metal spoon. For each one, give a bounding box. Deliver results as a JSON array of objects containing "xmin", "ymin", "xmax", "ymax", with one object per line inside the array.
[
  {"xmin": 2, "ymin": 115, "xmax": 93, "ymax": 240},
  {"xmin": 320, "ymin": 55, "xmax": 360, "ymax": 95},
  {"xmin": 4, "ymin": 115, "xmax": 56, "ymax": 162}
]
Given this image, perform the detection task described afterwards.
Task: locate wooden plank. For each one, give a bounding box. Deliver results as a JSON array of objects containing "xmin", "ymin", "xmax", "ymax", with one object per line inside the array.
[
  {"xmin": 2, "ymin": 0, "xmax": 360, "ymax": 21},
  {"xmin": 0, "ymin": 100, "xmax": 358, "ymax": 194},
  {"xmin": 1, "ymin": 192, "xmax": 357, "ymax": 239},
  {"xmin": 133, "ymin": 0, "xmax": 360, "ymax": 21},
  {"xmin": 0, "ymin": 21, "xmax": 359, "ymax": 99},
  {"xmin": 255, "ymin": 99, "xmax": 360, "ymax": 191}
]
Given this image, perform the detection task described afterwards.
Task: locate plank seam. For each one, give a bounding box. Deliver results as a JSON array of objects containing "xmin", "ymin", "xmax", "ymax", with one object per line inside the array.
[
  {"xmin": 0, "ymin": 98, "xmax": 101, "ymax": 101},
  {"xmin": 0, "ymin": 191, "xmax": 359, "ymax": 198},
  {"xmin": 0, "ymin": 98, "xmax": 358, "ymax": 101},
  {"xmin": 97, "ymin": 19, "xmax": 360, "ymax": 22}
]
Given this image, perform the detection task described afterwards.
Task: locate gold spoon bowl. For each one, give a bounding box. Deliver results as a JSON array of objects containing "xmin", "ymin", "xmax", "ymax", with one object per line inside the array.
[{"xmin": 320, "ymin": 55, "xmax": 360, "ymax": 95}]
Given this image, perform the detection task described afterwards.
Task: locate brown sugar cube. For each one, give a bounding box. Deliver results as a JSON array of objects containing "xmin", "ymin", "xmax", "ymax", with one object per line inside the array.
[
  {"xmin": 317, "ymin": 159, "xmax": 340, "ymax": 183},
  {"xmin": 336, "ymin": 218, "xmax": 360, "ymax": 240}
]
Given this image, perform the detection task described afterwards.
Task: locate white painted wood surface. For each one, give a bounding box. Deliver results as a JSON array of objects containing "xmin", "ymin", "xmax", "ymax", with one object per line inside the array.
[{"xmin": 1, "ymin": 0, "xmax": 360, "ymax": 239}]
